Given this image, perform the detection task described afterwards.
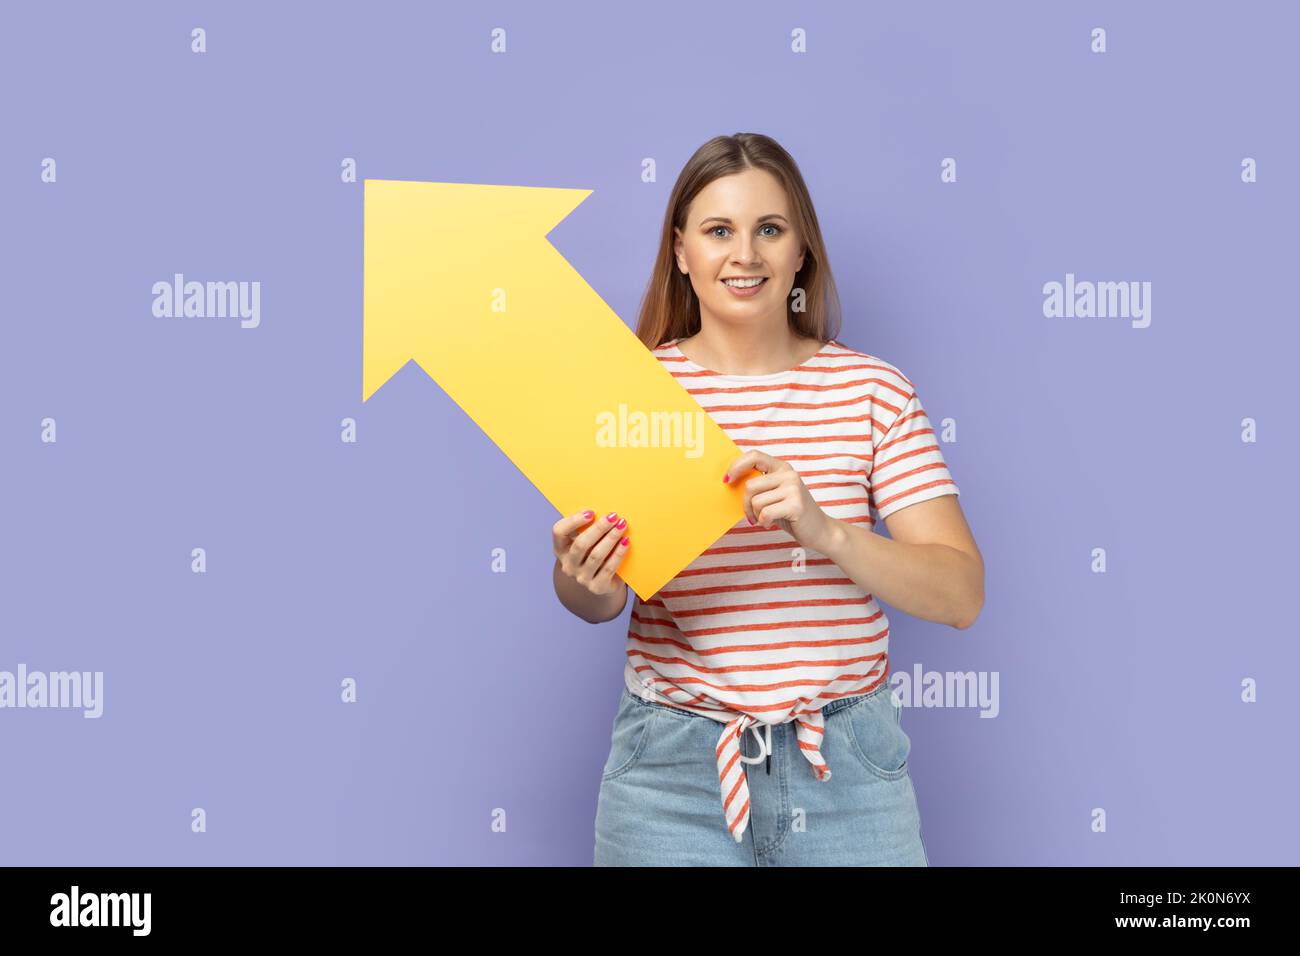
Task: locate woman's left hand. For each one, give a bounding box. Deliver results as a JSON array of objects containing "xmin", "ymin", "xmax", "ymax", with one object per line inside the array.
[{"xmin": 723, "ymin": 450, "xmax": 835, "ymax": 549}]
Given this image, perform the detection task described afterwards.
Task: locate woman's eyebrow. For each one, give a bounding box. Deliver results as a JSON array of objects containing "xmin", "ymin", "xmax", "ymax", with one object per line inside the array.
[{"xmin": 698, "ymin": 214, "xmax": 790, "ymax": 226}]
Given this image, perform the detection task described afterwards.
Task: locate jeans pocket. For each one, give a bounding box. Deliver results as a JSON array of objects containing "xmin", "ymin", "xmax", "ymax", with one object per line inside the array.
[
  {"xmin": 843, "ymin": 683, "xmax": 911, "ymax": 781},
  {"xmin": 600, "ymin": 691, "xmax": 658, "ymax": 781}
]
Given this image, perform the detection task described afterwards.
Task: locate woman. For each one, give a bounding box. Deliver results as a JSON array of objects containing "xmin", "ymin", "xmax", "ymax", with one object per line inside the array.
[{"xmin": 552, "ymin": 133, "xmax": 984, "ymax": 866}]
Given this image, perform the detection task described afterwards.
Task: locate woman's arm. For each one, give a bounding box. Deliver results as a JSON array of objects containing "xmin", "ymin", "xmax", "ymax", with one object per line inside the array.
[
  {"xmin": 553, "ymin": 557, "xmax": 629, "ymax": 624},
  {"xmin": 723, "ymin": 450, "xmax": 982, "ymax": 631},
  {"xmin": 812, "ymin": 495, "xmax": 984, "ymax": 630}
]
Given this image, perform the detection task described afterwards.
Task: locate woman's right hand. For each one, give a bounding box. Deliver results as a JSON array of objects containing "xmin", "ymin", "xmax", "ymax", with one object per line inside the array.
[{"xmin": 552, "ymin": 510, "xmax": 630, "ymax": 596}]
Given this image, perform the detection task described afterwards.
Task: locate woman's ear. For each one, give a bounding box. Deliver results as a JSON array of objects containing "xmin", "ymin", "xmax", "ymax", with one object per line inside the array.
[{"xmin": 673, "ymin": 227, "xmax": 688, "ymax": 274}]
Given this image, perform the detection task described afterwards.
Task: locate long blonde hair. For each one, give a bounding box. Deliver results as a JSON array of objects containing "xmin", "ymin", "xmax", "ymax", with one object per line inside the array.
[{"xmin": 634, "ymin": 132, "xmax": 843, "ymax": 351}]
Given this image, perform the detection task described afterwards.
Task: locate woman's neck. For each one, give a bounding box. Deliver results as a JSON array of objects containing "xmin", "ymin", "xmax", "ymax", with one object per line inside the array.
[{"xmin": 676, "ymin": 325, "xmax": 823, "ymax": 377}]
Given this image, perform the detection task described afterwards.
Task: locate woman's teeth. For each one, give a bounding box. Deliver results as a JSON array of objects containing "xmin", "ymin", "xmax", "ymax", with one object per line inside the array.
[{"xmin": 723, "ymin": 277, "xmax": 766, "ymax": 288}]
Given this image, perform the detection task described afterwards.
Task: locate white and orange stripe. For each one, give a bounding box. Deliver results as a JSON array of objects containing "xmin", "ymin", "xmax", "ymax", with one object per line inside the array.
[{"xmin": 624, "ymin": 337, "xmax": 960, "ymax": 843}]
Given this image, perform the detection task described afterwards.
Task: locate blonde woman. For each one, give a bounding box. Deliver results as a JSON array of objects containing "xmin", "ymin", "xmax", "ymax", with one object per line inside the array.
[{"xmin": 552, "ymin": 133, "xmax": 984, "ymax": 866}]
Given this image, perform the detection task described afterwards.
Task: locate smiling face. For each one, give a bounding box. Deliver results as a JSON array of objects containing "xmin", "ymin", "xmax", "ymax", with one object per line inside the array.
[{"xmin": 673, "ymin": 167, "xmax": 806, "ymax": 330}]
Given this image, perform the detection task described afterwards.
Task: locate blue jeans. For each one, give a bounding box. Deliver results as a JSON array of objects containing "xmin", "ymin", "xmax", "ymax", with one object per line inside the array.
[{"xmin": 594, "ymin": 679, "xmax": 930, "ymax": 866}]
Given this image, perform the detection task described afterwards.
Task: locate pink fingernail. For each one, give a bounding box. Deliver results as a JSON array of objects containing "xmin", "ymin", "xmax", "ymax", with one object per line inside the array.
[
  {"xmin": 620, "ymin": 536, "xmax": 630, "ymax": 547},
  {"xmin": 723, "ymin": 474, "xmax": 731, "ymax": 483},
  {"xmin": 606, "ymin": 512, "xmax": 618, "ymax": 522},
  {"xmin": 583, "ymin": 510, "xmax": 594, "ymax": 520},
  {"xmin": 615, "ymin": 518, "xmax": 627, "ymax": 530}
]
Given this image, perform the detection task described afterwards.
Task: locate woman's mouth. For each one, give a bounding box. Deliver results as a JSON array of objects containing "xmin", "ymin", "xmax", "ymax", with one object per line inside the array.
[{"xmin": 721, "ymin": 277, "xmax": 768, "ymax": 298}]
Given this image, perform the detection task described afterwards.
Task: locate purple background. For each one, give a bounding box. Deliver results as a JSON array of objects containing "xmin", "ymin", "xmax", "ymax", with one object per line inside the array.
[{"xmin": 2, "ymin": 0, "xmax": 1296, "ymax": 865}]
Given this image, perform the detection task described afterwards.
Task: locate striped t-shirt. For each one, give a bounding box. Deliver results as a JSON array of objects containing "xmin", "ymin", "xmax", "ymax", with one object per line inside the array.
[{"xmin": 623, "ymin": 336, "xmax": 961, "ymax": 843}]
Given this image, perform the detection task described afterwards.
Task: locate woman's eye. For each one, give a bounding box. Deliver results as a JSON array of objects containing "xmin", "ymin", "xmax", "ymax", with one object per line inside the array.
[{"xmin": 710, "ymin": 225, "xmax": 783, "ymax": 238}]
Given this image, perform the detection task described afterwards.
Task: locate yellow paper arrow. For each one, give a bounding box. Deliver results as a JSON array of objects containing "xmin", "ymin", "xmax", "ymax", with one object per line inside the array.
[{"xmin": 362, "ymin": 179, "xmax": 747, "ymax": 601}]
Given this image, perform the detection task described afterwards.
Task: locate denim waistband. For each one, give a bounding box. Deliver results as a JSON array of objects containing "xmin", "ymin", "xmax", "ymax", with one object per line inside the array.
[
  {"xmin": 821, "ymin": 678, "xmax": 892, "ymax": 716},
  {"xmin": 629, "ymin": 676, "xmax": 892, "ymax": 721}
]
